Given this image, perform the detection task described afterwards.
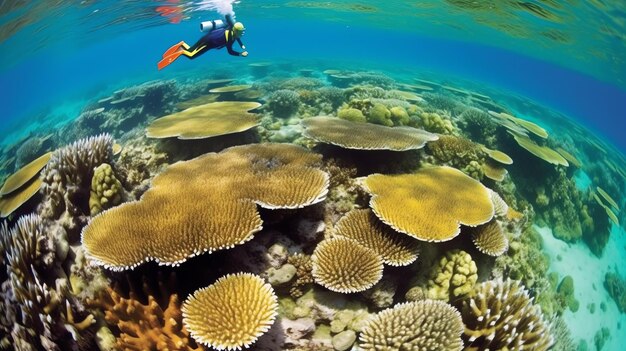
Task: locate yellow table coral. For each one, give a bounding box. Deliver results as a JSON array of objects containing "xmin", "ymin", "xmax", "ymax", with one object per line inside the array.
[
  {"xmin": 81, "ymin": 143, "xmax": 329, "ymax": 270},
  {"xmin": 361, "ymin": 166, "xmax": 495, "ymax": 242}
]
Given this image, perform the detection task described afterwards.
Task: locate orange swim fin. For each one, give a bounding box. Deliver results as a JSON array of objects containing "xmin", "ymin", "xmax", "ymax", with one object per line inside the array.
[
  {"xmin": 162, "ymin": 41, "xmax": 184, "ymax": 58},
  {"xmin": 157, "ymin": 50, "xmax": 184, "ymax": 70}
]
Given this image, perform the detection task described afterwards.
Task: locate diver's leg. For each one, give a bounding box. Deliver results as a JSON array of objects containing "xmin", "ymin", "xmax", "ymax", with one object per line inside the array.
[{"xmin": 181, "ymin": 45, "xmax": 210, "ymax": 59}]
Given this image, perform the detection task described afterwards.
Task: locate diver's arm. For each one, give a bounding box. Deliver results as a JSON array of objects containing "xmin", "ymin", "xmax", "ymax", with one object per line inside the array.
[
  {"xmin": 236, "ymin": 38, "xmax": 246, "ymax": 50},
  {"xmin": 226, "ymin": 41, "xmax": 243, "ymax": 56}
]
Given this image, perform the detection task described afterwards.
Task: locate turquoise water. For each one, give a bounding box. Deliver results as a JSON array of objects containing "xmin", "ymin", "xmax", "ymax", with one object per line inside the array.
[{"xmin": 0, "ymin": 1, "xmax": 625, "ymax": 350}]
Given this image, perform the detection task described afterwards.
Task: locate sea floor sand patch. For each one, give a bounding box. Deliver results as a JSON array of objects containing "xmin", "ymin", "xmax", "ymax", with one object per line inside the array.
[{"xmin": 537, "ymin": 225, "xmax": 626, "ymax": 350}]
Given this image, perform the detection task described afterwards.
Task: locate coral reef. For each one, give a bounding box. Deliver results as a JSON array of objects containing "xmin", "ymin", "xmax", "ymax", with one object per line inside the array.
[
  {"xmin": 418, "ymin": 111, "xmax": 456, "ymax": 134},
  {"xmin": 359, "ymin": 299, "xmax": 464, "ymax": 350},
  {"xmin": 182, "ymin": 273, "xmax": 278, "ymax": 350},
  {"xmin": 312, "ymin": 237, "xmax": 383, "ymax": 293},
  {"xmin": 459, "ymin": 279, "xmax": 553, "ymax": 351},
  {"xmin": 426, "ymin": 135, "xmax": 483, "ymax": 169},
  {"xmin": 302, "ymin": 116, "xmax": 438, "ymax": 151},
  {"xmin": 337, "ymin": 107, "xmax": 366, "ymax": 123},
  {"xmin": 82, "ymin": 143, "xmax": 329, "ymax": 270},
  {"xmin": 1, "ymin": 152, "xmax": 51, "ymax": 196},
  {"xmin": 361, "ymin": 166, "xmax": 494, "ymax": 241},
  {"xmin": 146, "ymin": 101, "xmax": 261, "ymax": 140},
  {"xmin": 426, "ymin": 249, "xmax": 478, "ymax": 301},
  {"xmin": 89, "ymin": 163, "xmax": 123, "ymax": 216},
  {"xmin": 287, "ymin": 253, "xmax": 314, "ymax": 298}
]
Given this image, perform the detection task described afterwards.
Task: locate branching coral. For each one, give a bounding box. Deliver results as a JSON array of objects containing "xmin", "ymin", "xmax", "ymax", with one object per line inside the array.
[
  {"xmin": 426, "ymin": 135, "xmax": 482, "ymax": 168},
  {"xmin": 87, "ymin": 273, "xmax": 203, "ymax": 351},
  {"xmin": 1, "ymin": 214, "xmax": 95, "ymax": 350},
  {"xmin": 182, "ymin": 273, "xmax": 278, "ymax": 350},
  {"xmin": 459, "ymin": 279, "xmax": 553, "ymax": 351},
  {"xmin": 359, "ymin": 299, "xmax": 464, "ymax": 351},
  {"xmin": 426, "ymin": 250, "xmax": 478, "ymax": 301},
  {"xmin": 40, "ymin": 134, "xmax": 114, "ymax": 224},
  {"xmin": 362, "ymin": 166, "xmax": 495, "ymax": 242},
  {"xmin": 82, "ymin": 143, "xmax": 329, "ymax": 270},
  {"xmin": 267, "ymin": 89, "xmax": 301, "ymax": 118},
  {"xmin": 287, "ymin": 253, "xmax": 314, "ymax": 298},
  {"xmin": 312, "ymin": 237, "xmax": 383, "ymax": 294}
]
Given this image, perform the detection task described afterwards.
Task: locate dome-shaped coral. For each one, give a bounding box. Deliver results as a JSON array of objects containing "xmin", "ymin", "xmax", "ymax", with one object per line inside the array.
[
  {"xmin": 302, "ymin": 116, "xmax": 438, "ymax": 151},
  {"xmin": 361, "ymin": 166, "xmax": 495, "ymax": 242},
  {"xmin": 146, "ymin": 101, "xmax": 261, "ymax": 140},
  {"xmin": 359, "ymin": 299, "xmax": 464, "ymax": 351},
  {"xmin": 467, "ymin": 220, "xmax": 508, "ymax": 256},
  {"xmin": 82, "ymin": 143, "xmax": 329, "ymax": 270},
  {"xmin": 334, "ymin": 209, "xmax": 419, "ymax": 266},
  {"xmin": 312, "ymin": 237, "xmax": 383, "ymax": 293},
  {"xmin": 182, "ymin": 273, "xmax": 278, "ymax": 350},
  {"xmin": 460, "ymin": 279, "xmax": 554, "ymax": 351}
]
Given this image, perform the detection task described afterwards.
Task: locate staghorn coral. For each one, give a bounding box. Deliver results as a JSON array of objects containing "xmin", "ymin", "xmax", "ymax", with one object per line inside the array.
[
  {"xmin": 311, "ymin": 237, "xmax": 383, "ymax": 294},
  {"xmin": 467, "ymin": 220, "xmax": 509, "ymax": 256},
  {"xmin": 287, "ymin": 253, "xmax": 314, "ymax": 298},
  {"xmin": 267, "ymin": 89, "xmax": 301, "ymax": 118},
  {"xmin": 459, "ymin": 279, "xmax": 553, "ymax": 351},
  {"xmin": 82, "ymin": 143, "xmax": 329, "ymax": 270},
  {"xmin": 334, "ymin": 209, "xmax": 419, "ymax": 267},
  {"xmin": 182, "ymin": 273, "xmax": 278, "ymax": 350},
  {"xmin": 146, "ymin": 101, "xmax": 261, "ymax": 140},
  {"xmin": 1, "ymin": 214, "xmax": 95, "ymax": 350},
  {"xmin": 359, "ymin": 299, "xmax": 464, "ymax": 351},
  {"xmin": 40, "ymin": 134, "xmax": 113, "ymax": 226},
  {"xmin": 89, "ymin": 164, "xmax": 123, "ymax": 216},
  {"xmin": 302, "ymin": 116, "xmax": 438, "ymax": 151},
  {"xmin": 87, "ymin": 273, "xmax": 203, "ymax": 351},
  {"xmin": 459, "ymin": 108, "xmax": 498, "ymax": 143},
  {"xmin": 426, "ymin": 250, "xmax": 478, "ymax": 301},
  {"xmin": 362, "ymin": 166, "xmax": 495, "ymax": 242}
]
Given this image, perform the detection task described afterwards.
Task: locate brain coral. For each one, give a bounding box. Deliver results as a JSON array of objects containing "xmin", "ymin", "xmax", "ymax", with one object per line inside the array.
[
  {"xmin": 359, "ymin": 299, "xmax": 464, "ymax": 351},
  {"xmin": 182, "ymin": 273, "xmax": 278, "ymax": 350},
  {"xmin": 460, "ymin": 279, "xmax": 553, "ymax": 351},
  {"xmin": 361, "ymin": 166, "xmax": 495, "ymax": 242},
  {"xmin": 312, "ymin": 237, "xmax": 384, "ymax": 293},
  {"xmin": 146, "ymin": 101, "xmax": 261, "ymax": 140},
  {"xmin": 426, "ymin": 250, "xmax": 478, "ymax": 301},
  {"xmin": 302, "ymin": 116, "xmax": 438, "ymax": 151},
  {"xmin": 81, "ymin": 143, "xmax": 329, "ymax": 270},
  {"xmin": 334, "ymin": 209, "xmax": 420, "ymax": 266}
]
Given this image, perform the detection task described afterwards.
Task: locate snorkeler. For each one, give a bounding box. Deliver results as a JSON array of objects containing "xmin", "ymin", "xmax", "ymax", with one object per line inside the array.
[{"xmin": 157, "ymin": 14, "xmax": 248, "ymax": 70}]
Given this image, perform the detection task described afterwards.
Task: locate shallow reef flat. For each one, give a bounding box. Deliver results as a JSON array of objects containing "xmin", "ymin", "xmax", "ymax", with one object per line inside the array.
[{"xmin": 0, "ymin": 62, "xmax": 624, "ymax": 351}]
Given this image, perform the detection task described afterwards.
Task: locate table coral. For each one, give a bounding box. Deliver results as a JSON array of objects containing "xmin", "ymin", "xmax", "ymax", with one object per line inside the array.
[
  {"xmin": 82, "ymin": 143, "xmax": 329, "ymax": 270},
  {"xmin": 426, "ymin": 250, "xmax": 478, "ymax": 301},
  {"xmin": 362, "ymin": 166, "xmax": 494, "ymax": 242}
]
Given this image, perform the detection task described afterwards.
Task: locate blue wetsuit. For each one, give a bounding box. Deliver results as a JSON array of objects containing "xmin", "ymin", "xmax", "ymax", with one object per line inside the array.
[{"xmin": 187, "ymin": 28, "xmax": 244, "ymax": 58}]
